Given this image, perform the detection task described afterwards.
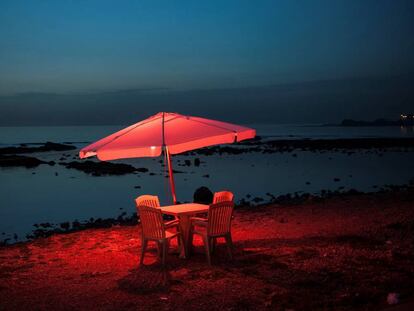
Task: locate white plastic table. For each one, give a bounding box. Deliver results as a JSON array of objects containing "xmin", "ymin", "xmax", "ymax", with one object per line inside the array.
[{"xmin": 160, "ymin": 203, "xmax": 209, "ymax": 258}]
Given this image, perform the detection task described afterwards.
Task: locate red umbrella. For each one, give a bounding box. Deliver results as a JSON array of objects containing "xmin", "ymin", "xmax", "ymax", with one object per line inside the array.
[{"xmin": 79, "ymin": 112, "xmax": 256, "ymax": 204}]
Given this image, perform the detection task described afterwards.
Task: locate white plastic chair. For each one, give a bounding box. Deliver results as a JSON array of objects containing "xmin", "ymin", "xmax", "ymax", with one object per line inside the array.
[{"xmin": 189, "ymin": 201, "xmax": 235, "ymax": 265}]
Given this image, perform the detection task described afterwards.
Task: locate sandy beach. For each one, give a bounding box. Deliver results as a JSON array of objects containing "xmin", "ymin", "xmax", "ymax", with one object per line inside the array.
[{"xmin": 1, "ymin": 187, "xmax": 413, "ymax": 310}]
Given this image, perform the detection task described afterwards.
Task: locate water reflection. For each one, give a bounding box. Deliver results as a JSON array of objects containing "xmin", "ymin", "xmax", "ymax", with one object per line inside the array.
[{"xmin": 400, "ymin": 125, "xmax": 414, "ymax": 135}]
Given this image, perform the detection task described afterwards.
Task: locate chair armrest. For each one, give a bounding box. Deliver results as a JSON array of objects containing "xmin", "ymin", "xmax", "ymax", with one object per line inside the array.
[
  {"xmin": 190, "ymin": 217, "xmax": 208, "ymax": 227},
  {"xmin": 164, "ymin": 219, "xmax": 179, "ymax": 229},
  {"xmin": 190, "ymin": 217, "xmax": 207, "ymax": 222}
]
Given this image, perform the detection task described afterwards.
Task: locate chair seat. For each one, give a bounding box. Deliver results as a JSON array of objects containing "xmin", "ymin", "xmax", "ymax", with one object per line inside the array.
[
  {"xmin": 190, "ymin": 217, "xmax": 208, "ymax": 228},
  {"xmin": 164, "ymin": 219, "xmax": 180, "ymax": 228},
  {"xmin": 192, "ymin": 228, "xmax": 207, "ymax": 236},
  {"xmin": 192, "ymin": 229, "xmax": 229, "ymax": 238},
  {"xmin": 165, "ymin": 229, "xmax": 180, "ymax": 239}
]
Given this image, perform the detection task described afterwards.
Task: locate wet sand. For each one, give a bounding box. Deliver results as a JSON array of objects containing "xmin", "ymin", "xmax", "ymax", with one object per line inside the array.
[{"xmin": 1, "ymin": 188, "xmax": 414, "ymax": 310}]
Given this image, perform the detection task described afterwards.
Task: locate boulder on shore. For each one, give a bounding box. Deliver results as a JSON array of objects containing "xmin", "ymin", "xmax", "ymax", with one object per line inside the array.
[
  {"xmin": 60, "ymin": 160, "xmax": 139, "ymax": 176},
  {"xmin": 0, "ymin": 155, "xmax": 49, "ymax": 168},
  {"xmin": 0, "ymin": 142, "xmax": 76, "ymax": 155},
  {"xmin": 193, "ymin": 186, "xmax": 213, "ymax": 204}
]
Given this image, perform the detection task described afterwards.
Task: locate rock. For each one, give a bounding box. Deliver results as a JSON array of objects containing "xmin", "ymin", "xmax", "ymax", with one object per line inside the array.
[
  {"xmin": 253, "ymin": 197, "xmax": 264, "ymax": 203},
  {"xmin": 39, "ymin": 223, "xmax": 52, "ymax": 228},
  {"xmin": 136, "ymin": 167, "xmax": 149, "ymax": 173},
  {"xmin": 60, "ymin": 222, "xmax": 70, "ymax": 230},
  {"xmin": 0, "ymin": 155, "xmax": 48, "ymax": 168},
  {"xmin": 347, "ymin": 189, "xmax": 360, "ymax": 195},
  {"xmin": 171, "ymin": 268, "xmax": 190, "ymax": 279},
  {"xmin": 0, "ymin": 142, "xmax": 76, "ymax": 155},
  {"xmin": 60, "ymin": 160, "xmax": 137, "ymax": 176},
  {"xmin": 72, "ymin": 221, "xmax": 81, "ymax": 229},
  {"xmin": 387, "ymin": 293, "xmax": 400, "ymax": 305},
  {"xmin": 193, "ymin": 186, "xmax": 213, "ymax": 204}
]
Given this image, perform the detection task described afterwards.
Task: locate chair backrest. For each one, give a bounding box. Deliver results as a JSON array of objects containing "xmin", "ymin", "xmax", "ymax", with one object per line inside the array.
[
  {"xmin": 207, "ymin": 201, "xmax": 234, "ymax": 236},
  {"xmin": 135, "ymin": 195, "xmax": 160, "ymax": 209},
  {"xmin": 213, "ymin": 191, "xmax": 234, "ymax": 204},
  {"xmin": 136, "ymin": 204, "xmax": 165, "ymax": 239}
]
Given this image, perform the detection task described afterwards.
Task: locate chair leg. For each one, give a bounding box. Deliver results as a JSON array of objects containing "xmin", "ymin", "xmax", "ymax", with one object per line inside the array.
[
  {"xmin": 209, "ymin": 237, "xmax": 214, "ymax": 254},
  {"xmin": 225, "ymin": 233, "xmax": 233, "ymax": 260},
  {"xmin": 177, "ymin": 228, "xmax": 182, "ymax": 247},
  {"xmin": 140, "ymin": 239, "xmax": 148, "ymax": 265},
  {"xmin": 203, "ymin": 235, "xmax": 211, "ymax": 265},
  {"xmin": 178, "ymin": 234, "xmax": 184, "ymax": 254},
  {"xmin": 210, "ymin": 238, "xmax": 216, "ymax": 254},
  {"xmin": 156, "ymin": 241, "xmax": 161, "ymax": 258},
  {"xmin": 188, "ymin": 228, "xmax": 194, "ymax": 255},
  {"xmin": 161, "ymin": 240, "xmax": 168, "ymax": 267}
]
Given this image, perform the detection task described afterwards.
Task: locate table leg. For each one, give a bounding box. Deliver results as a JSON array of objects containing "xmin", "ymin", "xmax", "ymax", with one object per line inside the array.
[{"xmin": 178, "ymin": 215, "xmax": 190, "ymax": 259}]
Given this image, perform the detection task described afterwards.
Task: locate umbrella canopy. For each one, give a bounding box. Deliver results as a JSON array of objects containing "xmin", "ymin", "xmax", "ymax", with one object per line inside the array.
[
  {"xmin": 79, "ymin": 112, "xmax": 256, "ymax": 203},
  {"xmin": 80, "ymin": 112, "xmax": 255, "ymax": 160}
]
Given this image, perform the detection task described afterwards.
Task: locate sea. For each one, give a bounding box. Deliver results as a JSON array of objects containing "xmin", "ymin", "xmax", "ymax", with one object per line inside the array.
[{"xmin": 1, "ymin": 124, "xmax": 414, "ymax": 242}]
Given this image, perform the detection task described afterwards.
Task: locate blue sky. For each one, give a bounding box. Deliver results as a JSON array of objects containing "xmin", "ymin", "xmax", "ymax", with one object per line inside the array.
[
  {"xmin": 1, "ymin": 0, "xmax": 413, "ymax": 94},
  {"xmin": 0, "ymin": 1, "xmax": 413, "ymax": 125}
]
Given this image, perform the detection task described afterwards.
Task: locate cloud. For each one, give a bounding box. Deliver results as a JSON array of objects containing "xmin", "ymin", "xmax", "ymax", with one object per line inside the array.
[{"xmin": 1, "ymin": 75, "xmax": 413, "ymax": 126}]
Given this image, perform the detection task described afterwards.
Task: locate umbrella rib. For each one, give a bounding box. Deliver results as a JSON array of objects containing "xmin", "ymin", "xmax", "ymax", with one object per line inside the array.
[
  {"xmin": 178, "ymin": 115, "xmax": 239, "ymax": 133},
  {"xmin": 167, "ymin": 130, "xmax": 256, "ymax": 155},
  {"xmin": 163, "ymin": 115, "xmax": 181, "ymax": 124},
  {"xmin": 159, "ymin": 113, "xmax": 244, "ymax": 134},
  {"xmin": 165, "ymin": 113, "xmax": 250, "ymax": 145},
  {"xmin": 90, "ymin": 114, "xmax": 163, "ymax": 152}
]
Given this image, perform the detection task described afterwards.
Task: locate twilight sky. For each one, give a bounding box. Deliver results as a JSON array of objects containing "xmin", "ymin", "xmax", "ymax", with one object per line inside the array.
[{"xmin": 0, "ymin": 0, "xmax": 413, "ymax": 125}]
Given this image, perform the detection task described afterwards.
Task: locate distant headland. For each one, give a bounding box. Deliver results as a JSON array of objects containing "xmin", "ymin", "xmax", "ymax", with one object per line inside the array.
[{"xmin": 327, "ymin": 114, "xmax": 414, "ymax": 127}]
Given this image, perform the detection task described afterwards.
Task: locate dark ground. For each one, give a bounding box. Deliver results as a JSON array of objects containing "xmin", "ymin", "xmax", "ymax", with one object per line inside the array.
[{"xmin": 1, "ymin": 188, "xmax": 414, "ymax": 310}]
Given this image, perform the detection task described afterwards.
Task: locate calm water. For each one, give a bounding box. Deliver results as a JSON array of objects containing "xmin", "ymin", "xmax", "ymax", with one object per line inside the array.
[
  {"xmin": 1, "ymin": 123, "xmax": 414, "ymax": 145},
  {"xmin": 1, "ymin": 124, "xmax": 414, "ymax": 242}
]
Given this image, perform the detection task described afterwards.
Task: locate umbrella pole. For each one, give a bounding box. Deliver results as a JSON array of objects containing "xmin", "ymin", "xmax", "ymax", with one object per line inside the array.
[{"xmin": 165, "ymin": 146, "xmax": 177, "ymax": 204}]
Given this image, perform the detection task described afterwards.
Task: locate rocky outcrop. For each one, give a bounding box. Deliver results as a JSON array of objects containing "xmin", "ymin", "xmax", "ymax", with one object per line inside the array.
[
  {"xmin": 60, "ymin": 160, "xmax": 146, "ymax": 176},
  {"xmin": 193, "ymin": 186, "xmax": 214, "ymax": 204},
  {"xmin": 0, "ymin": 155, "xmax": 53, "ymax": 168},
  {"xmin": 0, "ymin": 142, "xmax": 76, "ymax": 155}
]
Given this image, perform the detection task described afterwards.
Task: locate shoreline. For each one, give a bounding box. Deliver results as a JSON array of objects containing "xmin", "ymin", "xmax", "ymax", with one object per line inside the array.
[
  {"xmin": 1, "ymin": 138, "xmax": 414, "ymax": 246},
  {"xmin": 1, "ymin": 182, "xmax": 413, "ymax": 244}
]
